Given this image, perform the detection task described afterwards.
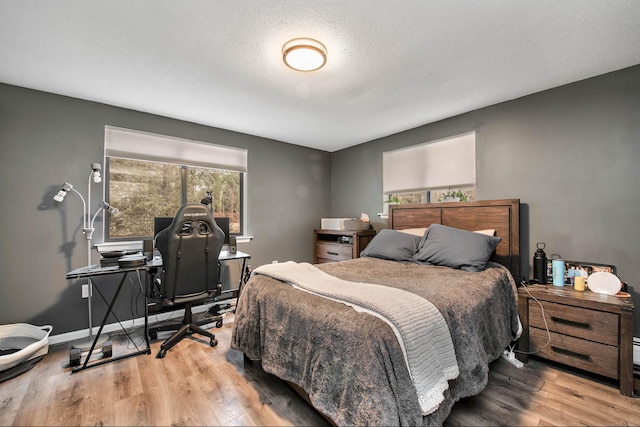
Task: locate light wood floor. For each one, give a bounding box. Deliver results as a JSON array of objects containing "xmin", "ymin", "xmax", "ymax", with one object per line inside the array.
[{"xmin": 1, "ymin": 314, "xmax": 638, "ymax": 426}]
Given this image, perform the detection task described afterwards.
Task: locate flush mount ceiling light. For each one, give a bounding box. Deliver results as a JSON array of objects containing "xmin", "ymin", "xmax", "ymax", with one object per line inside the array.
[{"xmin": 282, "ymin": 38, "xmax": 327, "ymax": 72}]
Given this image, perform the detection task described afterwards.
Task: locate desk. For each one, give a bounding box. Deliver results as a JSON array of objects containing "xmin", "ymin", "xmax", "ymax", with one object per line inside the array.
[
  {"xmin": 66, "ymin": 259, "xmax": 161, "ymax": 373},
  {"xmin": 66, "ymin": 250, "xmax": 251, "ymax": 373},
  {"xmin": 216, "ymin": 250, "xmax": 252, "ymax": 300}
]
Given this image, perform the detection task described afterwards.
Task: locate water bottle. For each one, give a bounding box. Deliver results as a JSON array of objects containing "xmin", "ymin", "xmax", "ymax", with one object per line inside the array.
[
  {"xmin": 552, "ymin": 259, "xmax": 565, "ymax": 286},
  {"xmin": 533, "ymin": 242, "xmax": 547, "ymax": 284}
]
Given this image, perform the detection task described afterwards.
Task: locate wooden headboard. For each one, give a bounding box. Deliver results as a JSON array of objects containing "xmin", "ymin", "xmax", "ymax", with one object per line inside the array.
[{"xmin": 389, "ymin": 199, "xmax": 520, "ymax": 278}]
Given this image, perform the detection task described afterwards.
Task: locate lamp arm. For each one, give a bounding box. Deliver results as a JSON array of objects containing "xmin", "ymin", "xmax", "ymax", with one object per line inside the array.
[
  {"xmin": 90, "ymin": 207, "xmax": 103, "ymax": 229},
  {"xmin": 89, "ymin": 202, "xmax": 120, "ymax": 231},
  {"xmin": 69, "ymin": 186, "xmax": 87, "ymax": 230},
  {"xmin": 85, "ymin": 168, "xmax": 101, "ymax": 240},
  {"xmin": 87, "ymin": 171, "xmax": 93, "ymax": 233}
]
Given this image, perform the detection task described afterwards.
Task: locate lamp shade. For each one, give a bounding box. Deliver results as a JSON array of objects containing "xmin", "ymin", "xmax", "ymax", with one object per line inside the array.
[{"xmin": 282, "ymin": 38, "xmax": 327, "ymax": 71}]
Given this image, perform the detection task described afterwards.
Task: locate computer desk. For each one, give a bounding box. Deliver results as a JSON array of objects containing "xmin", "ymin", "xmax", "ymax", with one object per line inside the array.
[
  {"xmin": 66, "ymin": 250, "xmax": 251, "ymax": 373},
  {"xmin": 216, "ymin": 250, "xmax": 252, "ymax": 300}
]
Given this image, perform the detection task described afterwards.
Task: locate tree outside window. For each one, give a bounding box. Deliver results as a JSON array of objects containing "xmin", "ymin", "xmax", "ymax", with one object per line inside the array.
[
  {"xmin": 387, "ymin": 187, "xmax": 475, "ymax": 206},
  {"xmin": 107, "ymin": 157, "xmax": 242, "ymax": 239}
]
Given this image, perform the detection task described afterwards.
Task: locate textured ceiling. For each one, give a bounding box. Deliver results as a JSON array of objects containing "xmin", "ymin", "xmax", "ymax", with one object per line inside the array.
[{"xmin": 1, "ymin": 1, "xmax": 639, "ymax": 152}]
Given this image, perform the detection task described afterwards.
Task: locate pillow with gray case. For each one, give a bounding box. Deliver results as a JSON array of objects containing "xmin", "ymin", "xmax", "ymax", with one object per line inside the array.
[
  {"xmin": 360, "ymin": 229, "xmax": 421, "ymax": 262},
  {"xmin": 414, "ymin": 224, "xmax": 502, "ymax": 272}
]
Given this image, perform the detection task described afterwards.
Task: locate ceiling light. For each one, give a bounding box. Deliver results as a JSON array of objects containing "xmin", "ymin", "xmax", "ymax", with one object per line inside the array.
[{"xmin": 282, "ymin": 38, "xmax": 327, "ymax": 72}]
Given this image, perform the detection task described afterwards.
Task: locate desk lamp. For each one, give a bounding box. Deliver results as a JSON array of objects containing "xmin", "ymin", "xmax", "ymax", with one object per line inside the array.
[
  {"xmin": 200, "ymin": 190, "xmax": 213, "ymax": 211},
  {"xmin": 54, "ymin": 163, "xmax": 119, "ymax": 350},
  {"xmin": 89, "ymin": 202, "xmax": 120, "ymax": 238}
]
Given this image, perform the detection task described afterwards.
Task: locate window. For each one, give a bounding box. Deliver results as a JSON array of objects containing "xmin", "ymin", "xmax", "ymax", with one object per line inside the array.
[
  {"xmin": 382, "ymin": 132, "xmax": 476, "ymax": 207},
  {"xmin": 386, "ymin": 187, "xmax": 477, "ymax": 205},
  {"xmin": 390, "ymin": 191, "xmax": 429, "ymax": 204},
  {"xmin": 104, "ymin": 126, "xmax": 247, "ymax": 240}
]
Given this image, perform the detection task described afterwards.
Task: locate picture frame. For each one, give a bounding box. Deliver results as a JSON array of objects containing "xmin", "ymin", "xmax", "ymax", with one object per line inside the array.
[{"xmin": 546, "ymin": 260, "xmax": 616, "ymax": 286}]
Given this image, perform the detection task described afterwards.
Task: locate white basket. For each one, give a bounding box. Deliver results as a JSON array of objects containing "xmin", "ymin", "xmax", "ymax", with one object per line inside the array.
[{"xmin": 0, "ymin": 323, "xmax": 52, "ymax": 373}]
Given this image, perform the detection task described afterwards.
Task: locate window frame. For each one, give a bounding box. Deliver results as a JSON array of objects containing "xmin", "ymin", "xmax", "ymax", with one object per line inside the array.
[
  {"xmin": 381, "ymin": 132, "xmax": 477, "ymax": 214},
  {"xmin": 102, "ymin": 126, "xmax": 248, "ymax": 242}
]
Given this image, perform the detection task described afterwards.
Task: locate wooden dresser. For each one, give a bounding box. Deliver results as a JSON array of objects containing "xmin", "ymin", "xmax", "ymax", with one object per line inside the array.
[
  {"xmin": 314, "ymin": 229, "xmax": 376, "ymax": 264},
  {"xmin": 517, "ymin": 284, "xmax": 634, "ymax": 395}
]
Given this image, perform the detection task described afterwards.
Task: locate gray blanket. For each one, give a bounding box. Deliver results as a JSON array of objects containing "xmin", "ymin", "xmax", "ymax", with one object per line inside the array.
[
  {"xmin": 252, "ymin": 261, "xmax": 459, "ymax": 415},
  {"xmin": 231, "ymin": 258, "xmax": 520, "ymax": 426}
]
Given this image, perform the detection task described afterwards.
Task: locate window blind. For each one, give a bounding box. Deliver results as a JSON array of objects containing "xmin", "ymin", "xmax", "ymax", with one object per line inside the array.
[
  {"xmin": 383, "ymin": 132, "xmax": 475, "ymax": 194},
  {"xmin": 104, "ymin": 126, "xmax": 247, "ymax": 172}
]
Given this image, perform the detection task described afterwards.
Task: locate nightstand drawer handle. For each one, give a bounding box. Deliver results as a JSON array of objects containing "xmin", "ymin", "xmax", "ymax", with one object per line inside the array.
[
  {"xmin": 551, "ymin": 346, "xmax": 591, "ymax": 361},
  {"xmin": 550, "ymin": 316, "xmax": 590, "ymax": 329},
  {"xmin": 327, "ymin": 251, "xmax": 339, "ymax": 256}
]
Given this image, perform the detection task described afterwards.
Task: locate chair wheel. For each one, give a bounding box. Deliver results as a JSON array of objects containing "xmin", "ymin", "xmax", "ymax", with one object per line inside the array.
[
  {"xmin": 210, "ymin": 337, "xmax": 218, "ymax": 347},
  {"xmin": 149, "ymin": 330, "xmax": 157, "ymax": 340},
  {"xmin": 157, "ymin": 348, "xmax": 167, "ymax": 358},
  {"xmin": 215, "ymin": 320, "xmax": 223, "ymax": 328}
]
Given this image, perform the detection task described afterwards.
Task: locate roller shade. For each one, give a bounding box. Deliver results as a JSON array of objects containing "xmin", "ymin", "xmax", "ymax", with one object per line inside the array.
[
  {"xmin": 383, "ymin": 132, "xmax": 475, "ymax": 194},
  {"xmin": 105, "ymin": 126, "xmax": 247, "ymax": 172}
]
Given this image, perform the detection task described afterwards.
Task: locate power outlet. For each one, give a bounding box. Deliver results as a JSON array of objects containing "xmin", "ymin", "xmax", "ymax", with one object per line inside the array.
[
  {"xmin": 501, "ymin": 350, "xmax": 524, "ymax": 368},
  {"xmin": 82, "ymin": 284, "xmax": 89, "ymax": 299}
]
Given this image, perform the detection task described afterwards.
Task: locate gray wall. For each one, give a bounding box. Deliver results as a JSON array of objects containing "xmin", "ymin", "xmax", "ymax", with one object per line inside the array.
[
  {"xmin": 2, "ymin": 64, "xmax": 638, "ymax": 337},
  {"xmin": 330, "ymin": 65, "xmax": 640, "ymax": 333},
  {"xmin": 0, "ymin": 83, "xmax": 331, "ymax": 335}
]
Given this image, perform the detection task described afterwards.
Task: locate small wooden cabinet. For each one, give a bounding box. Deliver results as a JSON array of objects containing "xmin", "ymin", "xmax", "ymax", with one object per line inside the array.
[
  {"xmin": 314, "ymin": 229, "xmax": 376, "ymax": 264},
  {"xmin": 517, "ymin": 284, "xmax": 634, "ymax": 396}
]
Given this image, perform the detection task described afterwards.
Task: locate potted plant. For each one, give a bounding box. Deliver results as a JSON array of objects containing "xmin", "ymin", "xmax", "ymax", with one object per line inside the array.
[
  {"xmin": 439, "ymin": 188, "xmax": 469, "ymax": 202},
  {"xmin": 382, "ymin": 194, "xmax": 400, "ymax": 216},
  {"xmin": 384, "ymin": 195, "xmax": 400, "ymax": 204}
]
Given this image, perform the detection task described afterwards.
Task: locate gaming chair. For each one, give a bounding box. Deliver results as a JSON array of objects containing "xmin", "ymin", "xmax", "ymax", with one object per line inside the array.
[{"xmin": 150, "ymin": 204, "xmax": 225, "ymax": 358}]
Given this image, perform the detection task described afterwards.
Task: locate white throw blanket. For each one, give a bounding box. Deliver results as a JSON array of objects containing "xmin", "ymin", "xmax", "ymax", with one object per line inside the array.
[{"xmin": 253, "ymin": 261, "xmax": 460, "ymax": 415}]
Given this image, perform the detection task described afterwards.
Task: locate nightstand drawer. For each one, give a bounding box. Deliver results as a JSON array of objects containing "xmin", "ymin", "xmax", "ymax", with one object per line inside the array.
[
  {"xmin": 314, "ymin": 229, "xmax": 375, "ymax": 264},
  {"xmin": 529, "ymin": 300, "xmax": 618, "ymax": 346},
  {"xmin": 315, "ymin": 242, "xmax": 352, "ymax": 262},
  {"xmin": 530, "ymin": 327, "xmax": 618, "ymax": 379}
]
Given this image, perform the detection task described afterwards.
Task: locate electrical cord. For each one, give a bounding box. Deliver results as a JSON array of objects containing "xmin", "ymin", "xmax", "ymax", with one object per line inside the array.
[
  {"xmin": 512, "ymin": 281, "xmax": 551, "ymax": 355},
  {"xmin": 107, "ymin": 272, "xmax": 148, "ymax": 350}
]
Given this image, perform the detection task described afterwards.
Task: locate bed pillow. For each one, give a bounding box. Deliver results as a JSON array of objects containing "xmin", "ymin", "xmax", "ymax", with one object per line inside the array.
[
  {"xmin": 397, "ymin": 227, "xmax": 429, "ymax": 237},
  {"xmin": 414, "ymin": 224, "xmax": 502, "ymax": 272},
  {"xmin": 360, "ymin": 229, "xmax": 421, "ymax": 262},
  {"xmin": 474, "ymin": 229, "xmax": 496, "ymax": 236}
]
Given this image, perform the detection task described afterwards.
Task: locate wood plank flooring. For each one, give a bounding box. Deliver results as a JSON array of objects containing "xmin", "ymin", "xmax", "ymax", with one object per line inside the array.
[{"xmin": 1, "ymin": 314, "xmax": 638, "ymax": 426}]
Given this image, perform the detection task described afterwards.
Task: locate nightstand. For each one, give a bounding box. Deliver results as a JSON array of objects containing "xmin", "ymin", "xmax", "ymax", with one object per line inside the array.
[
  {"xmin": 517, "ymin": 284, "xmax": 634, "ymax": 396},
  {"xmin": 314, "ymin": 229, "xmax": 376, "ymax": 264}
]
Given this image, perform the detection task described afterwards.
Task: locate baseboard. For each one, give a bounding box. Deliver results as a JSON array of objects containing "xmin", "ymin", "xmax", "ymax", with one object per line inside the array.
[{"xmin": 48, "ymin": 303, "xmax": 216, "ymax": 346}]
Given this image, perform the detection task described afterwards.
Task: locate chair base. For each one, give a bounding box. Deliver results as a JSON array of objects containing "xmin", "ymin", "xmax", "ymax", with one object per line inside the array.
[
  {"xmin": 148, "ymin": 313, "xmax": 223, "ymax": 339},
  {"xmin": 151, "ymin": 303, "xmax": 222, "ymax": 358}
]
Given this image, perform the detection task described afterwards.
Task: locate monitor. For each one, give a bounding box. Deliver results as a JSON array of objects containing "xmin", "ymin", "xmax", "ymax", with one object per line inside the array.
[
  {"xmin": 213, "ymin": 217, "xmax": 230, "ymax": 245},
  {"xmin": 153, "ymin": 215, "xmax": 230, "ymax": 245},
  {"xmin": 153, "ymin": 217, "xmax": 174, "ymax": 238}
]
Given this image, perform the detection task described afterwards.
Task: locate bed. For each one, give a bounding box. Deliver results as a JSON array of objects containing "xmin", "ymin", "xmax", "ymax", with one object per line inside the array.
[{"xmin": 231, "ymin": 199, "xmax": 521, "ymax": 426}]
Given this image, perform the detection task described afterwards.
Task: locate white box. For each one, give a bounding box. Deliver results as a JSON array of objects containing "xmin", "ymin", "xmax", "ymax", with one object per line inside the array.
[{"xmin": 321, "ymin": 217, "xmax": 356, "ymax": 230}]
